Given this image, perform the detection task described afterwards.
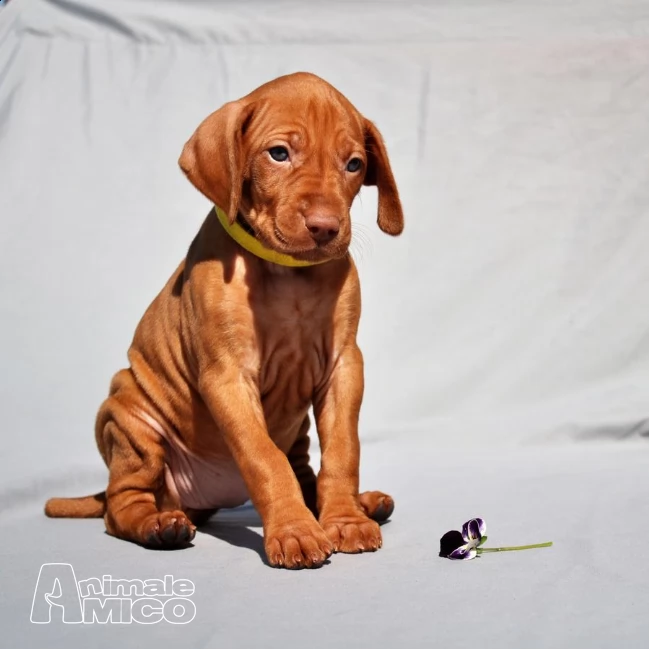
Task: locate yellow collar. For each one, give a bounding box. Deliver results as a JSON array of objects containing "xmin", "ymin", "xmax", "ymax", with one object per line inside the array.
[{"xmin": 215, "ymin": 205, "xmax": 327, "ymax": 268}]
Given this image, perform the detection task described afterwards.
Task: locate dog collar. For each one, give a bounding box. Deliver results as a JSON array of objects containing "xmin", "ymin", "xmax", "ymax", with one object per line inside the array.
[{"xmin": 215, "ymin": 205, "xmax": 327, "ymax": 268}]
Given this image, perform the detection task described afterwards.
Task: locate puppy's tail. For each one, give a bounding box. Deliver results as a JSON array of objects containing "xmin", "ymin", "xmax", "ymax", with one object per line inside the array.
[{"xmin": 44, "ymin": 491, "xmax": 106, "ymax": 518}]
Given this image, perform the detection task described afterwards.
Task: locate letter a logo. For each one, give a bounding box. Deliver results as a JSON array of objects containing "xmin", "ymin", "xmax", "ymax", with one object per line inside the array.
[{"xmin": 31, "ymin": 563, "xmax": 83, "ymax": 624}]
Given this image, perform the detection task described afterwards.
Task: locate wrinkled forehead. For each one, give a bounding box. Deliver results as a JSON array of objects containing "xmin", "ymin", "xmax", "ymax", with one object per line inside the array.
[{"xmin": 244, "ymin": 92, "xmax": 365, "ymax": 151}]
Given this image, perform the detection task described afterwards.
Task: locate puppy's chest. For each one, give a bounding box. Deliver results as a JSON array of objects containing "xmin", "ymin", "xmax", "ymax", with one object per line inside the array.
[
  {"xmin": 259, "ymin": 321, "xmax": 329, "ymax": 402},
  {"xmin": 250, "ymin": 299, "xmax": 333, "ymax": 407}
]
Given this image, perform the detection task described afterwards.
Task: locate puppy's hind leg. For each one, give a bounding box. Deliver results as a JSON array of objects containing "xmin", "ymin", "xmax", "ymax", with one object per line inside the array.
[
  {"xmin": 97, "ymin": 395, "xmax": 196, "ymax": 549},
  {"xmin": 358, "ymin": 491, "xmax": 394, "ymax": 523}
]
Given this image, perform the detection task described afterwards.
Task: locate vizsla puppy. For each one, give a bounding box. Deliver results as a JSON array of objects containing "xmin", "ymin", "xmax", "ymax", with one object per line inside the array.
[{"xmin": 45, "ymin": 72, "xmax": 403, "ymax": 569}]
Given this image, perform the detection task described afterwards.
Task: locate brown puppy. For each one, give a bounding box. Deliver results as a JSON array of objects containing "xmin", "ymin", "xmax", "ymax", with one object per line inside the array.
[{"xmin": 45, "ymin": 72, "xmax": 403, "ymax": 569}]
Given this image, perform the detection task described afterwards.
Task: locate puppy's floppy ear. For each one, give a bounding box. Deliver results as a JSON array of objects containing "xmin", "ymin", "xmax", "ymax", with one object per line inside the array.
[
  {"xmin": 363, "ymin": 118, "xmax": 404, "ymax": 236},
  {"xmin": 179, "ymin": 100, "xmax": 255, "ymax": 224}
]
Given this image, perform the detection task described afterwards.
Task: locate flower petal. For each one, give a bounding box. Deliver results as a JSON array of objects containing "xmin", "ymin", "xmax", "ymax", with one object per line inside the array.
[
  {"xmin": 448, "ymin": 545, "xmax": 477, "ymax": 560},
  {"xmin": 439, "ymin": 530, "xmax": 465, "ymax": 557},
  {"xmin": 462, "ymin": 518, "xmax": 486, "ymax": 543}
]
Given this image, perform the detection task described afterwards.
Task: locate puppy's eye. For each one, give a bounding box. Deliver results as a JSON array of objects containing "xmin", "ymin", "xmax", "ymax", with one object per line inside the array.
[
  {"xmin": 268, "ymin": 146, "xmax": 289, "ymax": 162},
  {"xmin": 346, "ymin": 157, "xmax": 363, "ymax": 173}
]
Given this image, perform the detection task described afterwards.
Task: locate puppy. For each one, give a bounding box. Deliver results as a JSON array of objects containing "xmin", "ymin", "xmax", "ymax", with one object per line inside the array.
[{"xmin": 45, "ymin": 72, "xmax": 404, "ymax": 569}]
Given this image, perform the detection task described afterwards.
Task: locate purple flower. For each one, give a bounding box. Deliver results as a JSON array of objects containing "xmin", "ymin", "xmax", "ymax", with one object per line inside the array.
[
  {"xmin": 439, "ymin": 517, "xmax": 553, "ymax": 560},
  {"xmin": 439, "ymin": 517, "xmax": 487, "ymax": 560}
]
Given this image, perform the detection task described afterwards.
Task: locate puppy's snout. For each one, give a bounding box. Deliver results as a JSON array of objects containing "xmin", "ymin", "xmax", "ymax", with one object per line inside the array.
[{"xmin": 304, "ymin": 212, "xmax": 340, "ymax": 245}]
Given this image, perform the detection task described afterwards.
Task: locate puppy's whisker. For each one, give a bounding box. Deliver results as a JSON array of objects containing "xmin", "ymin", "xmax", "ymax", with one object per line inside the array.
[
  {"xmin": 349, "ymin": 230, "xmax": 371, "ymax": 265},
  {"xmin": 350, "ymin": 223, "xmax": 374, "ymax": 263}
]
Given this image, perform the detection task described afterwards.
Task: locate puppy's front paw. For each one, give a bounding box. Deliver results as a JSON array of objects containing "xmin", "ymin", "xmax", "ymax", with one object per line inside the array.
[
  {"xmin": 139, "ymin": 511, "xmax": 196, "ymax": 549},
  {"xmin": 264, "ymin": 519, "xmax": 333, "ymax": 569},
  {"xmin": 320, "ymin": 512, "xmax": 382, "ymax": 554}
]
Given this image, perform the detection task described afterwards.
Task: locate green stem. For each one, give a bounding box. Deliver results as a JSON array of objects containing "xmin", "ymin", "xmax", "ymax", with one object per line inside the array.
[{"xmin": 478, "ymin": 542, "xmax": 553, "ymax": 553}]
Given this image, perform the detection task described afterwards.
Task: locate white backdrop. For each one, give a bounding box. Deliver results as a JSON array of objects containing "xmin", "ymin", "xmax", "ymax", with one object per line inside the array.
[
  {"xmin": 2, "ymin": 1, "xmax": 649, "ymax": 482},
  {"xmin": 1, "ymin": 2, "xmax": 649, "ymax": 647}
]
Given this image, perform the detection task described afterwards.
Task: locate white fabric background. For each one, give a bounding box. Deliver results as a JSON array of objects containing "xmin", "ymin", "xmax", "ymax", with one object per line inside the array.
[{"xmin": 1, "ymin": 1, "xmax": 648, "ymax": 647}]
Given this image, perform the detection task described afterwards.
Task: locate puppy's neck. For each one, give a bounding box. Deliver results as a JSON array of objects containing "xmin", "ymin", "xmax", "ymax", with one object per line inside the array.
[
  {"xmin": 215, "ymin": 205, "xmax": 328, "ymax": 269},
  {"xmin": 259, "ymin": 260, "xmax": 299, "ymax": 277}
]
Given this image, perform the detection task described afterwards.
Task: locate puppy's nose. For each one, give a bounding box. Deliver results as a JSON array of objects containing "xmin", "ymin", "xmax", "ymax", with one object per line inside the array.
[{"xmin": 304, "ymin": 212, "xmax": 340, "ymax": 244}]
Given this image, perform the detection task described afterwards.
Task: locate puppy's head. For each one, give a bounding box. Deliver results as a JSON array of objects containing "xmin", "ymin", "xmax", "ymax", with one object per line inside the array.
[{"xmin": 179, "ymin": 72, "xmax": 403, "ymax": 263}]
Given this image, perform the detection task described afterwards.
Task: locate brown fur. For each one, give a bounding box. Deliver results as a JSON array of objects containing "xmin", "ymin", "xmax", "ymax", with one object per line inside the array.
[{"xmin": 45, "ymin": 72, "xmax": 403, "ymax": 569}]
